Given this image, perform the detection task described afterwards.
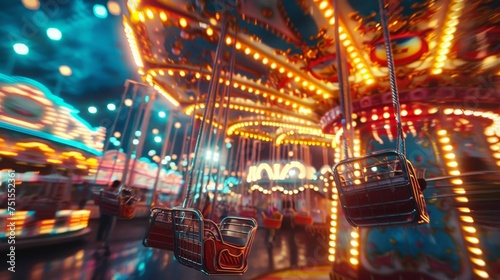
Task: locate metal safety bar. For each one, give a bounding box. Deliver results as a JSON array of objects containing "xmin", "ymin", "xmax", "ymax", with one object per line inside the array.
[
  {"xmin": 143, "ymin": 208, "xmax": 175, "ymax": 251},
  {"xmin": 170, "ymin": 208, "xmax": 258, "ymax": 275},
  {"xmin": 425, "ymin": 171, "xmax": 500, "ymax": 228}
]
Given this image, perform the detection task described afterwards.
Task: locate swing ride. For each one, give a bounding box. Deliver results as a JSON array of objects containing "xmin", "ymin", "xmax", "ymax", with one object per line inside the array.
[
  {"xmin": 331, "ymin": 0, "xmax": 429, "ymax": 227},
  {"xmin": 117, "ymin": 0, "xmax": 500, "ymax": 278},
  {"xmin": 143, "ymin": 4, "xmax": 259, "ymax": 275},
  {"xmin": 97, "ymin": 188, "xmax": 139, "ymax": 219}
]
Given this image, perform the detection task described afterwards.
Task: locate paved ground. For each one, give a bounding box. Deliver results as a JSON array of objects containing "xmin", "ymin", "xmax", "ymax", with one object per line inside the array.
[{"xmin": 0, "ymin": 217, "xmax": 331, "ymax": 280}]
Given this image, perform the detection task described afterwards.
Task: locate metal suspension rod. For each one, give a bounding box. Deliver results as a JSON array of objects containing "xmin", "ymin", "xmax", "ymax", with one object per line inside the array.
[
  {"xmin": 151, "ymin": 117, "xmax": 174, "ymax": 207},
  {"xmin": 378, "ymin": 0, "xmax": 405, "ymax": 155},
  {"xmin": 128, "ymin": 90, "xmax": 155, "ymax": 186},
  {"xmin": 183, "ymin": 14, "xmax": 230, "ymax": 208},
  {"xmin": 332, "ymin": 0, "xmax": 353, "ymax": 160},
  {"xmin": 121, "ymin": 87, "xmax": 148, "ymax": 185},
  {"xmin": 93, "ymin": 80, "xmax": 130, "ymax": 185},
  {"xmin": 211, "ymin": 27, "xmax": 238, "ymax": 217},
  {"xmin": 104, "ymin": 83, "xmax": 139, "ymax": 184}
]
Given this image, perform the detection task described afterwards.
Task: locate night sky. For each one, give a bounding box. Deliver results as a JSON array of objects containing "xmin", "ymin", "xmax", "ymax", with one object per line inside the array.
[{"xmin": 0, "ymin": 0, "xmax": 191, "ymax": 161}]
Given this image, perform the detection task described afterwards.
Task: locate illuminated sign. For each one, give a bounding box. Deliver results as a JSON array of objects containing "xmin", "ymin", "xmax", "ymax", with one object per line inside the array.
[
  {"xmin": 246, "ymin": 161, "xmax": 316, "ymax": 183},
  {"xmin": 0, "ymin": 74, "xmax": 105, "ymax": 155}
]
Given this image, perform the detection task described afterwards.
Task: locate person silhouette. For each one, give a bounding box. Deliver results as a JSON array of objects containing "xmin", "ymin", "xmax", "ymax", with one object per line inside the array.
[{"xmin": 95, "ymin": 180, "xmax": 121, "ymax": 256}]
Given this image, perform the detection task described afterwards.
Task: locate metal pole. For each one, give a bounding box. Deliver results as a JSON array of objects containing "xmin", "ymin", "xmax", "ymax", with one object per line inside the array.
[
  {"xmin": 94, "ymin": 80, "xmax": 131, "ymax": 185},
  {"xmin": 151, "ymin": 117, "xmax": 174, "ymax": 208},
  {"xmin": 121, "ymin": 88, "xmax": 147, "ymax": 185},
  {"xmin": 183, "ymin": 13, "xmax": 229, "ymax": 208},
  {"xmin": 127, "ymin": 90, "xmax": 155, "ymax": 186},
  {"xmin": 332, "ymin": 0, "xmax": 353, "ymax": 159}
]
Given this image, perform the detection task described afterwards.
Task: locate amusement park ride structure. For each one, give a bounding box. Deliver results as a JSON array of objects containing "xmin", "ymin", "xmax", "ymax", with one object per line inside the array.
[
  {"xmin": 0, "ymin": 0, "xmax": 498, "ymax": 279},
  {"xmin": 126, "ymin": 0, "xmax": 499, "ymax": 279}
]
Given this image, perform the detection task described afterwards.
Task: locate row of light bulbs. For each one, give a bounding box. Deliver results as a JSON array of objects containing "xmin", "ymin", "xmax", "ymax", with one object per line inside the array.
[{"xmin": 431, "ymin": 0, "xmax": 464, "ymax": 75}]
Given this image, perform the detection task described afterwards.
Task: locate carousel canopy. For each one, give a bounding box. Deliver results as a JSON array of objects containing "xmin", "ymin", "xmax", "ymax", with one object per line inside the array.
[{"xmin": 1, "ymin": 0, "xmax": 498, "ymax": 153}]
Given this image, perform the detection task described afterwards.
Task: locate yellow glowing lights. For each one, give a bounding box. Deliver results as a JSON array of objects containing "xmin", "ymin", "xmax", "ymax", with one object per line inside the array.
[
  {"xmin": 349, "ymin": 258, "xmax": 359, "ymax": 265},
  {"xmin": 179, "ymin": 18, "xmax": 188, "ymax": 28},
  {"xmin": 436, "ymin": 126, "xmax": 487, "ymax": 278},
  {"xmin": 432, "ymin": 0, "xmax": 464, "ymax": 74},
  {"xmin": 474, "ymin": 269, "xmax": 490, "ymax": 279},
  {"xmin": 466, "ymin": 236, "xmax": 480, "ymax": 244},
  {"xmin": 159, "ymin": 12, "xmax": 167, "ymax": 21},
  {"xmin": 123, "ymin": 20, "xmax": 144, "ymax": 68},
  {"xmin": 206, "ymin": 27, "xmax": 213, "ymax": 36}
]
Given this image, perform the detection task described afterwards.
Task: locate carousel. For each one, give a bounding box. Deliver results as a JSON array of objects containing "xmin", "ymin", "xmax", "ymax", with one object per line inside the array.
[
  {"xmin": 123, "ymin": 0, "xmax": 499, "ymax": 279},
  {"xmin": 0, "ymin": 73, "xmax": 106, "ymax": 248}
]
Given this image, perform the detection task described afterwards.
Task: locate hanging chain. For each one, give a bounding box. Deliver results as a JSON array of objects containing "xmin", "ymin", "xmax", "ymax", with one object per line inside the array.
[
  {"xmin": 332, "ymin": 0, "xmax": 353, "ymax": 160},
  {"xmin": 378, "ymin": 0, "xmax": 405, "ymax": 155},
  {"xmin": 183, "ymin": 14, "xmax": 229, "ymax": 208}
]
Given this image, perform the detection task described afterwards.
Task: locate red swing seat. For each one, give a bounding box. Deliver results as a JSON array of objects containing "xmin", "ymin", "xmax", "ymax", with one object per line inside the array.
[
  {"xmin": 261, "ymin": 211, "xmax": 283, "ymax": 229},
  {"xmin": 99, "ymin": 191, "xmax": 138, "ymax": 219},
  {"xmin": 238, "ymin": 206, "xmax": 257, "ymax": 218},
  {"xmin": 171, "ymin": 208, "xmax": 258, "ymax": 275},
  {"xmin": 333, "ymin": 150, "xmax": 429, "ymax": 227},
  {"xmin": 294, "ymin": 211, "xmax": 314, "ymax": 226},
  {"xmin": 143, "ymin": 208, "xmax": 175, "ymax": 251}
]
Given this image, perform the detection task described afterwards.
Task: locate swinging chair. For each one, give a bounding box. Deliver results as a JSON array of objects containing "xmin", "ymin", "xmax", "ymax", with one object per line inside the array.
[
  {"xmin": 294, "ymin": 210, "xmax": 314, "ymax": 226},
  {"xmin": 261, "ymin": 142, "xmax": 284, "ymax": 230},
  {"xmin": 239, "ymin": 206, "xmax": 258, "ymax": 218},
  {"xmin": 262, "ymin": 211, "xmax": 283, "ymax": 229},
  {"xmin": 143, "ymin": 207, "xmax": 258, "ymax": 274},
  {"xmin": 331, "ymin": 0, "xmax": 429, "ymax": 227},
  {"xmin": 143, "ymin": 207, "xmax": 175, "ymax": 251},
  {"xmin": 238, "ymin": 139, "xmax": 258, "ymax": 219},
  {"xmin": 98, "ymin": 189, "xmax": 139, "ymax": 219},
  {"xmin": 293, "ymin": 145, "xmax": 314, "ymax": 226},
  {"xmin": 143, "ymin": 10, "xmax": 257, "ymax": 274}
]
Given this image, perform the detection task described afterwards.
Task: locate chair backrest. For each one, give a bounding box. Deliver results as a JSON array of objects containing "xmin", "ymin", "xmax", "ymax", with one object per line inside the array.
[
  {"xmin": 143, "ymin": 208, "xmax": 175, "ymax": 251},
  {"xmin": 219, "ymin": 217, "xmax": 257, "ymax": 247},
  {"xmin": 171, "ymin": 208, "xmax": 204, "ymax": 271},
  {"xmin": 99, "ymin": 190, "xmax": 120, "ymax": 216},
  {"xmin": 333, "ymin": 150, "xmax": 429, "ymax": 227}
]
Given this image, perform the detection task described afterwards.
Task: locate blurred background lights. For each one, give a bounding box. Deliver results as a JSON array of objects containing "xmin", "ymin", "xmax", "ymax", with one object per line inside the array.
[
  {"xmin": 158, "ymin": 111, "xmax": 166, "ymax": 118},
  {"xmin": 59, "ymin": 65, "xmax": 72, "ymax": 76},
  {"xmin": 124, "ymin": 98, "xmax": 133, "ymax": 106},
  {"xmin": 88, "ymin": 106, "xmax": 97, "ymax": 114},
  {"xmin": 22, "ymin": 0, "xmax": 40, "ymax": 10},
  {"xmin": 93, "ymin": 4, "xmax": 108, "ymax": 19},
  {"xmin": 113, "ymin": 131, "xmax": 121, "ymax": 138},
  {"xmin": 152, "ymin": 128, "xmax": 159, "ymax": 134},
  {"xmin": 132, "ymin": 139, "xmax": 139, "ymax": 145},
  {"xmin": 135, "ymin": 130, "xmax": 142, "ymax": 137},
  {"xmin": 154, "ymin": 136, "xmax": 162, "ymax": 143},
  {"xmin": 174, "ymin": 122, "xmax": 181, "ymax": 129},
  {"xmin": 148, "ymin": 150, "xmax": 156, "ymax": 156},
  {"xmin": 107, "ymin": 103, "xmax": 116, "ymax": 111},
  {"xmin": 46, "ymin": 28, "xmax": 62, "ymax": 41},
  {"xmin": 13, "ymin": 43, "xmax": 29, "ymax": 55},
  {"xmin": 107, "ymin": 1, "xmax": 121, "ymax": 15}
]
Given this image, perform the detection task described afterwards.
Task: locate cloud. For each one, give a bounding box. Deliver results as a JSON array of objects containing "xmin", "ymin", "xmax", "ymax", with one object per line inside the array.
[{"xmin": 0, "ymin": 0, "xmax": 134, "ymax": 97}]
